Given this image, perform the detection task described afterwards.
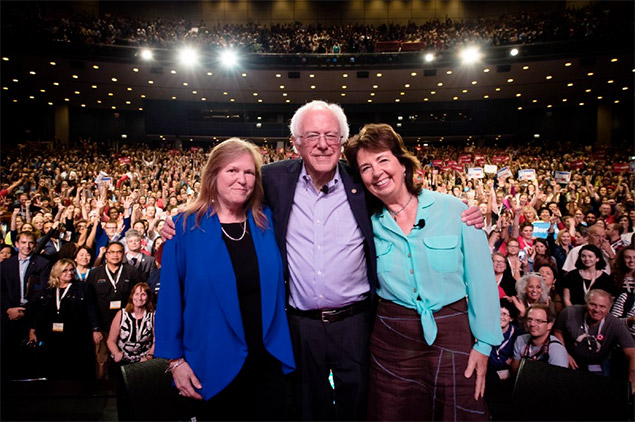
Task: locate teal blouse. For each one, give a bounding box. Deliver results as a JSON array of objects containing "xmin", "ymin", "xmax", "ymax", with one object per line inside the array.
[{"xmin": 372, "ymin": 190, "xmax": 503, "ymax": 355}]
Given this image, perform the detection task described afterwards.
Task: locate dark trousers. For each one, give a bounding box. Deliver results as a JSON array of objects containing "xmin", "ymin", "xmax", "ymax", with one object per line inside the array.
[
  {"xmin": 193, "ymin": 352, "xmax": 290, "ymax": 421},
  {"xmin": 288, "ymin": 308, "xmax": 372, "ymax": 421}
]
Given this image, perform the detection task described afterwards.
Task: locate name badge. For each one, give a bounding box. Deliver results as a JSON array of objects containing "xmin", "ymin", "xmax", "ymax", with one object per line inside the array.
[
  {"xmin": 588, "ymin": 364, "xmax": 602, "ymax": 373},
  {"xmin": 496, "ymin": 369, "xmax": 510, "ymax": 380},
  {"xmin": 52, "ymin": 323, "xmax": 64, "ymax": 332},
  {"xmin": 109, "ymin": 300, "xmax": 122, "ymax": 310}
]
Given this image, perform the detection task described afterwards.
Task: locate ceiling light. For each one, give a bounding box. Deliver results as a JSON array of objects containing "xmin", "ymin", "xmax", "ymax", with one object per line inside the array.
[
  {"xmin": 111, "ymin": 77, "xmax": 117, "ymax": 82},
  {"xmin": 72, "ymin": 75, "xmax": 78, "ymax": 79},
  {"xmin": 310, "ymin": 85, "xmax": 316, "ymax": 89},
  {"xmin": 201, "ymin": 98, "xmax": 206, "ymax": 101},
  {"xmin": 192, "ymin": 90, "xmax": 197, "ymax": 94},
  {"xmin": 178, "ymin": 47, "xmax": 200, "ymax": 66},
  {"xmin": 183, "ymin": 82, "xmax": 189, "ymax": 86},
  {"xmin": 460, "ymin": 47, "xmax": 481, "ymax": 64},
  {"xmin": 614, "ymin": 100, "xmax": 620, "ymax": 104},
  {"xmin": 50, "ymin": 61, "xmax": 56, "ymax": 66},
  {"xmin": 483, "ymin": 95, "xmax": 489, "ymax": 99},
  {"xmin": 219, "ymin": 49, "xmax": 238, "ymax": 68},
  {"xmin": 608, "ymin": 80, "xmax": 614, "ymax": 83},
  {"xmin": 597, "ymin": 96, "xmax": 603, "ymax": 99},
  {"xmin": 424, "ymin": 53, "xmax": 435, "ymax": 62},
  {"xmin": 411, "ymin": 72, "xmax": 417, "ymax": 76},
  {"xmin": 446, "ymin": 70, "xmax": 453, "ymax": 75},
  {"xmin": 564, "ymin": 62, "xmax": 572, "ymax": 67},
  {"xmin": 377, "ymin": 73, "xmax": 383, "ymax": 77},
  {"xmin": 483, "ymin": 68, "xmax": 490, "ymax": 72},
  {"xmin": 170, "ymin": 70, "xmax": 177, "ymax": 74},
  {"xmin": 342, "ymin": 85, "xmax": 347, "ymax": 89},
  {"xmin": 275, "ymin": 74, "xmax": 281, "ymax": 78},
  {"xmin": 579, "ymin": 102, "xmax": 584, "ymax": 106},
  {"xmin": 91, "ymin": 85, "xmax": 97, "ymax": 89},
  {"xmin": 472, "ymin": 81, "xmax": 477, "ymax": 85},
  {"xmin": 567, "ymin": 83, "xmax": 573, "ymax": 87},
  {"xmin": 523, "ymin": 66, "xmax": 529, "ymax": 70},
  {"xmin": 507, "ymin": 78, "xmax": 514, "ymax": 83},
  {"xmin": 610, "ymin": 58, "xmax": 618, "ymax": 62},
  {"xmin": 495, "ymin": 88, "xmax": 501, "ymax": 91},
  {"xmin": 437, "ymin": 82, "xmax": 443, "ymax": 87},
  {"xmin": 516, "ymin": 93, "xmax": 521, "ymax": 97},
  {"xmin": 372, "ymin": 85, "xmax": 378, "ymax": 89},
  {"xmin": 53, "ymin": 82, "xmax": 59, "ymax": 86},
  {"xmin": 1, "ymin": 57, "xmax": 8, "ymax": 61},
  {"xmin": 252, "ymin": 92, "xmax": 258, "ymax": 96},
  {"xmin": 140, "ymin": 49, "xmax": 153, "ymax": 60},
  {"xmin": 148, "ymin": 80, "xmax": 154, "ymax": 84},
  {"xmin": 462, "ymin": 89, "xmax": 468, "ymax": 93},
  {"xmin": 29, "ymin": 71, "xmax": 36, "ymax": 75},
  {"xmin": 370, "ymin": 92, "xmax": 375, "ymax": 96},
  {"xmin": 132, "ymin": 68, "xmax": 139, "ymax": 72},
  {"xmin": 207, "ymin": 72, "xmax": 213, "ymax": 76},
  {"xmin": 546, "ymin": 75, "xmax": 553, "ymax": 79},
  {"xmin": 453, "ymin": 96, "xmax": 458, "ymax": 100},
  {"xmin": 395, "ymin": 99, "xmax": 400, "ymax": 102},
  {"xmin": 127, "ymin": 87, "xmax": 132, "ymax": 91},
  {"xmin": 241, "ymin": 73, "xmax": 247, "ymax": 77},
  {"xmin": 343, "ymin": 73, "xmax": 348, "ymax": 78},
  {"xmin": 423, "ymin": 98, "xmax": 429, "ymax": 101},
  {"xmin": 309, "ymin": 74, "xmax": 315, "ymax": 78},
  {"xmin": 510, "ymin": 48, "xmax": 519, "ymax": 56},
  {"xmin": 404, "ymin": 84, "xmax": 410, "ymax": 88}
]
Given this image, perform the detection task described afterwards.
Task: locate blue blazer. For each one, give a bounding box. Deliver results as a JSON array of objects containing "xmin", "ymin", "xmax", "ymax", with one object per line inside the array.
[{"xmin": 154, "ymin": 207, "xmax": 294, "ymax": 401}]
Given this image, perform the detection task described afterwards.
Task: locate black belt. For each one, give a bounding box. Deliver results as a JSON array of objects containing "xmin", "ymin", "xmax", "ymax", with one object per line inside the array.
[{"xmin": 288, "ymin": 297, "xmax": 370, "ymax": 323}]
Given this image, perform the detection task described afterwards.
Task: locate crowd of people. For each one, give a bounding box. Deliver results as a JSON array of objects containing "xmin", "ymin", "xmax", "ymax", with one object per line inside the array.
[
  {"xmin": 4, "ymin": 2, "xmax": 629, "ymax": 54},
  {"xmin": 1, "ymin": 119, "xmax": 634, "ymax": 419}
]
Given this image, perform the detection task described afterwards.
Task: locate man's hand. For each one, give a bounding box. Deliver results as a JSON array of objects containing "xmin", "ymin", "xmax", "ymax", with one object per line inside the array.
[
  {"xmin": 461, "ymin": 205, "xmax": 485, "ymax": 229},
  {"xmin": 464, "ymin": 349, "xmax": 488, "ymax": 401},
  {"xmin": 160, "ymin": 216, "xmax": 176, "ymax": 241},
  {"xmin": 7, "ymin": 307, "xmax": 25, "ymax": 320}
]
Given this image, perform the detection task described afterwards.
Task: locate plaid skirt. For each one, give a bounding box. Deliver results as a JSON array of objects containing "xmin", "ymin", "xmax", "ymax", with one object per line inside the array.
[{"xmin": 368, "ymin": 299, "xmax": 489, "ymax": 421}]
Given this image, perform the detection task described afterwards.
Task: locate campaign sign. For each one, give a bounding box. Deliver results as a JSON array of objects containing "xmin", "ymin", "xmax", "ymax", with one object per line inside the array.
[
  {"xmin": 459, "ymin": 154, "xmax": 472, "ymax": 164},
  {"xmin": 497, "ymin": 167, "xmax": 513, "ymax": 180},
  {"xmin": 451, "ymin": 163, "xmax": 464, "ymax": 172},
  {"xmin": 468, "ymin": 167, "xmax": 485, "ymax": 179},
  {"xmin": 432, "ymin": 159, "xmax": 444, "ymax": 167},
  {"xmin": 554, "ymin": 171, "xmax": 571, "ymax": 184},
  {"xmin": 484, "ymin": 164, "xmax": 498, "ymax": 174},
  {"xmin": 613, "ymin": 163, "xmax": 630, "ymax": 173},
  {"xmin": 118, "ymin": 157, "xmax": 131, "ymax": 165},
  {"xmin": 532, "ymin": 221, "xmax": 551, "ymax": 239},
  {"xmin": 518, "ymin": 169, "xmax": 536, "ymax": 181},
  {"xmin": 569, "ymin": 159, "xmax": 584, "ymax": 170}
]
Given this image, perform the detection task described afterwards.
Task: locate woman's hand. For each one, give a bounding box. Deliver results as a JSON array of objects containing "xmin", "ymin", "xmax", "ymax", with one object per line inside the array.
[
  {"xmin": 171, "ymin": 360, "xmax": 203, "ymax": 400},
  {"xmin": 464, "ymin": 349, "xmax": 488, "ymax": 401},
  {"xmin": 92, "ymin": 330, "xmax": 103, "ymax": 345},
  {"xmin": 461, "ymin": 205, "xmax": 484, "ymax": 229}
]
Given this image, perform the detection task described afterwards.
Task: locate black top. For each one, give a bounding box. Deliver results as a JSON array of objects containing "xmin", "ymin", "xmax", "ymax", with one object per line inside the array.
[
  {"xmin": 562, "ymin": 270, "xmax": 616, "ymax": 305},
  {"xmin": 221, "ymin": 221, "xmax": 267, "ymax": 364}
]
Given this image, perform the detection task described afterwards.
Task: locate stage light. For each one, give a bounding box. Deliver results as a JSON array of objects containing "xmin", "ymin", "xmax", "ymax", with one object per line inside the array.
[
  {"xmin": 220, "ymin": 49, "xmax": 238, "ymax": 68},
  {"xmin": 424, "ymin": 53, "xmax": 435, "ymax": 63},
  {"xmin": 140, "ymin": 49, "xmax": 153, "ymax": 60},
  {"xmin": 460, "ymin": 47, "xmax": 481, "ymax": 64},
  {"xmin": 510, "ymin": 48, "xmax": 519, "ymax": 56},
  {"xmin": 178, "ymin": 47, "xmax": 199, "ymax": 66}
]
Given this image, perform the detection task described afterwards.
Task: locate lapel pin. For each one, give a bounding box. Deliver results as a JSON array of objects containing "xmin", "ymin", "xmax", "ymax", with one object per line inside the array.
[{"xmin": 351, "ymin": 188, "xmax": 357, "ymax": 194}]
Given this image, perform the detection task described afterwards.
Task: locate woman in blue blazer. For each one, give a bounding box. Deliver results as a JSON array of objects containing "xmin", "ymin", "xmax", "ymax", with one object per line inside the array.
[{"xmin": 155, "ymin": 138, "xmax": 294, "ymax": 420}]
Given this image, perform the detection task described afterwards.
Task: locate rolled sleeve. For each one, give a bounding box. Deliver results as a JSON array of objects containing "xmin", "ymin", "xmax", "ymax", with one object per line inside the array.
[{"xmin": 462, "ymin": 219, "xmax": 504, "ymax": 354}]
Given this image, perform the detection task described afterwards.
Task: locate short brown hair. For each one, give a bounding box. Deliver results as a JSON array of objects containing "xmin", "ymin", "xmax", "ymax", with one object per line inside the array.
[{"xmin": 344, "ymin": 123, "xmax": 421, "ymax": 214}]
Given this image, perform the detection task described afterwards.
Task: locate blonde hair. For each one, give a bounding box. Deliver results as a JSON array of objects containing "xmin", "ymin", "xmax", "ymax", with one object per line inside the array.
[
  {"xmin": 182, "ymin": 138, "xmax": 268, "ymax": 230},
  {"xmin": 48, "ymin": 259, "xmax": 77, "ymax": 288}
]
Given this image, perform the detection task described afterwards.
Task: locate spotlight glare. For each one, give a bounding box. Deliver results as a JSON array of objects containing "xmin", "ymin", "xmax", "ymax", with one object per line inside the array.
[
  {"xmin": 140, "ymin": 49, "xmax": 153, "ymax": 61},
  {"xmin": 220, "ymin": 49, "xmax": 238, "ymax": 68},
  {"xmin": 460, "ymin": 47, "xmax": 481, "ymax": 64},
  {"xmin": 510, "ymin": 48, "xmax": 519, "ymax": 56},
  {"xmin": 424, "ymin": 53, "xmax": 435, "ymax": 63},
  {"xmin": 178, "ymin": 47, "xmax": 199, "ymax": 66}
]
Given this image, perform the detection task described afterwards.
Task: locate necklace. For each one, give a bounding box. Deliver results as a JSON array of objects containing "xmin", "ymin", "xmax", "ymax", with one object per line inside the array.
[
  {"xmin": 221, "ymin": 220, "xmax": 247, "ymax": 242},
  {"xmin": 388, "ymin": 195, "xmax": 414, "ymax": 219}
]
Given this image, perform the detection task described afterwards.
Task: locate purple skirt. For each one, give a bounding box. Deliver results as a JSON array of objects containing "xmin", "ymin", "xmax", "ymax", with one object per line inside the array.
[{"xmin": 368, "ymin": 299, "xmax": 489, "ymax": 421}]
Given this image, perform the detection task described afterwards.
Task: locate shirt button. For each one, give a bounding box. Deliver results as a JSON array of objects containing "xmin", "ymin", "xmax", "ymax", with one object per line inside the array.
[
  {"xmin": 409, "ymin": 269, "xmax": 414, "ymax": 274},
  {"xmin": 319, "ymin": 294, "xmax": 323, "ymax": 299},
  {"xmin": 407, "ymin": 253, "xmax": 411, "ymax": 258},
  {"xmin": 317, "ymin": 270, "xmax": 322, "ymax": 275},
  {"xmin": 316, "ymin": 219, "xmax": 321, "ymax": 224},
  {"xmin": 317, "ymin": 245, "xmax": 321, "ymax": 250},
  {"xmin": 413, "ymin": 288, "xmax": 417, "ymax": 293}
]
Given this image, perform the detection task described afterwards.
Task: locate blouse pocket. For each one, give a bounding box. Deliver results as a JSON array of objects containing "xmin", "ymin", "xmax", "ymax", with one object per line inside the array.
[
  {"xmin": 375, "ymin": 241, "xmax": 395, "ymax": 274},
  {"xmin": 423, "ymin": 235, "xmax": 459, "ymax": 273}
]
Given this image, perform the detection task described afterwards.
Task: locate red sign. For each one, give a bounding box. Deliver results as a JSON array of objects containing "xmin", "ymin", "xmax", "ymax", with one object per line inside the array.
[
  {"xmin": 459, "ymin": 154, "xmax": 472, "ymax": 164},
  {"xmin": 118, "ymin": 157, "xmax": 131, "ymax": 165},
  {"xmin": 432, "ymin": 159, "xmax": 444, "ymax": 167},
  {"xmin": 168, "ymin": 149, "xmax": 181, "ymax": 155},
  {"xmin": 492, "ymin": 156, "xmax": 509, "ymax": 164},
  {"xmin": 592, "ymin": 151, "xmax": 607, "ymax": 160},
  {"xmin": 440, "ymin": 165, "xmax": 451, "ymax": 172},
  {"xmin": 569, "ymin": 159, "xmax": 584, "ymax": 169},
  {"xmin": 451, "ymin": 163, "xmax": 464, "ymax": 172},
  {"xmin": 190, "ymin": 147, "xmax": 201, "ymax": 152},
  {"xmin": 474, "ymin": 154, "xmax": 485, "ymax": 164},
  {"xmin": 613, "ymin": 163, "xmax": 630, "ymax": 173}
]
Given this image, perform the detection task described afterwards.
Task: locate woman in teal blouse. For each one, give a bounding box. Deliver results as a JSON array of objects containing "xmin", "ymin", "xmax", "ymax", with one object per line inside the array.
[{"xmin": 345, "ymin": 124, "xmax": 503, "ymax": 421}]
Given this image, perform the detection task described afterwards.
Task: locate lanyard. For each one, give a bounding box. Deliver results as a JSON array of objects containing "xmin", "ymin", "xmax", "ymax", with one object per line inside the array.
[
  {"xmin": 522, "ymin": 336, "xmax": 551, "ymax": 360},
  {"xmin": 105, "ymin": 266, "xmax": 123, "ymax": 293},
  {"xmin": 496, "ymin": 325, "xmax": 515, "ymax": 357},
  {"xmin": 56, "ymin": 284, "xmax": 72, "ymax": 313},
  {"xmin": 76, "ymin": 268, "xmax": 90, "ymax": 281},
  {"xmin": 583, "ymin": 317, "xmax": 605, "ymax": 352}
]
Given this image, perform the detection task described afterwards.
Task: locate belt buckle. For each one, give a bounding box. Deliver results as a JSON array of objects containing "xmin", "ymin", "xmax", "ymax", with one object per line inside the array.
[{"xmin": 321, "ymin": 309, "xmax": 337, "ymax": 323}]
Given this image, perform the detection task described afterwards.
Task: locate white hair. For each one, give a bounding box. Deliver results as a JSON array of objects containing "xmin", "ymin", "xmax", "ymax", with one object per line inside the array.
[
  {"xmin": 289, "ymin": 100, "xmax": 349, "ymax": 146},
  {"xmin": 515, "ymin": 272, "xmax": 549, "ymax": 303}
]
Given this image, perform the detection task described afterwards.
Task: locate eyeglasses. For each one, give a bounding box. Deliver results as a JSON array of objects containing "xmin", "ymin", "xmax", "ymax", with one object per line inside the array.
[
  {"xmin": 526, "ymin": 317, "xmax": 548, "ymax": 325},
  {"xmin": 299, "ymin": 132, "xmax": 342, "ymax": 145},
  {"xmin": 106, "ymin": 250, "xmax": 124, "ymax": 255}
]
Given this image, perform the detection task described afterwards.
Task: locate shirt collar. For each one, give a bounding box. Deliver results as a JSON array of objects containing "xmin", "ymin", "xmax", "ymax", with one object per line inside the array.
[{"xmin": 299, "ymin": 162, "xmax": 341, "ymax": 193}]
